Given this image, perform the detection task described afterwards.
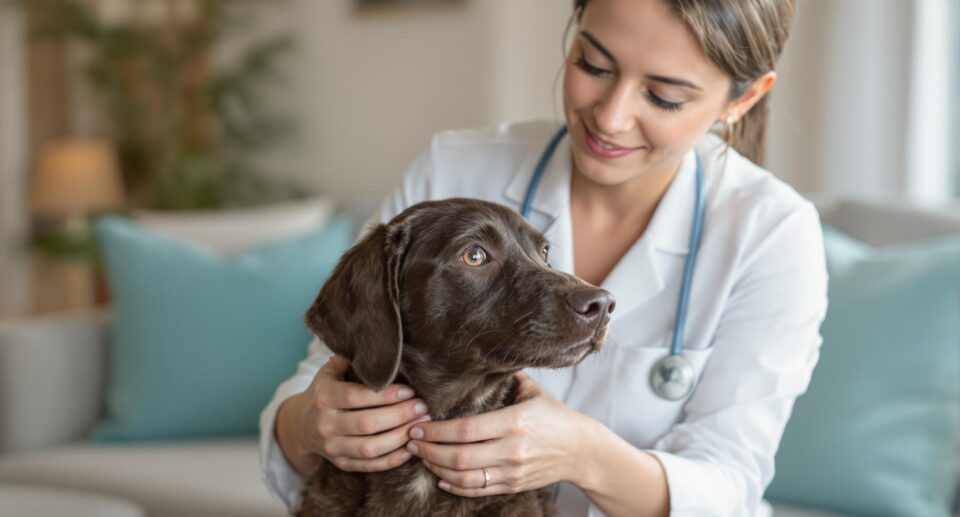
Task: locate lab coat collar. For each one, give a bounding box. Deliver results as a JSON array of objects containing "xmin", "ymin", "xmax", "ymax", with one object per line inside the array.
[
  {"xmin": 502, "ymin": 126, "xmax": 711, "ymax": 320},
  {"xmin": 504, "ymin": 129, "xmax": 702, "ymax": 256},
  {"xmin": 503, "ymin": 130, "xmax": 571, "ymax": 238},
  {"xmin": 643, "ymin": 148, "xmax": 698, "ymax": 255}
]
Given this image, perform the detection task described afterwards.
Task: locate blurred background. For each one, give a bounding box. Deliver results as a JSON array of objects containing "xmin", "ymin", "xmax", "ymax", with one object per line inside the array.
[
  {"xmin": 0, "ymin": 0, "xmax": 957, "ymax": 317},
  {"xmin": 0, "ymin": 0, "xmax": 960, "ymax": 318},
  {"xmin": 0, "ymin": 2, "xmax": 957, "ymax": 517}
]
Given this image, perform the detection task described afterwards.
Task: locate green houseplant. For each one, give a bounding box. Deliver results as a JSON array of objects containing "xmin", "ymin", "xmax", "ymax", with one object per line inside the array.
[{"xmin": 18, "ymin": 0, "xmax": 307, "ymax": 210}]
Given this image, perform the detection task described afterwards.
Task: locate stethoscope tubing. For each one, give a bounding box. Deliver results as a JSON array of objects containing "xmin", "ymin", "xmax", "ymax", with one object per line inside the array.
[
  {"xmin": 520, "ymin": 124, "xmax": 705, "ymax": 361},
  {"xmin": 670, "ymin": 155, "xmax": 704, "ymax": 356}
]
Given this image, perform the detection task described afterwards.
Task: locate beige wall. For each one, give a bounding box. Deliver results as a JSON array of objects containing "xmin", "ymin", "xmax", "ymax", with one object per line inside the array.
[
  {"xmin": 0, "ymin": 7, "xmax": 30, "ymax": 315},
  {"xmin": 0, "ymin": 9, "xmax": 27, "ymax": 243},
  {"xmin": 259, "ymin": 0, "xmax": 570, "ymax": 214}
]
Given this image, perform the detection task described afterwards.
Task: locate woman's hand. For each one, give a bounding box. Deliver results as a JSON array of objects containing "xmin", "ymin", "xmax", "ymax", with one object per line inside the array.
[
  {"xmin": 275, "ymin": 355, "xmax": 431, "ymax": 476},
  {"xmin": 404, "ymin": 371, "xmax": 592, "ymax": 497}
]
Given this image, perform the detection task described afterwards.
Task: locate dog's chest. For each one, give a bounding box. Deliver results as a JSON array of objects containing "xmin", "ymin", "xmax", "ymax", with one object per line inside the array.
[
  {"xmin": 367, "ymin": 462, "xmax": 533, "ymax": 516},
  {"xmin": 402, "ymin": 464, "xmax": 436, "ymax": 501}
]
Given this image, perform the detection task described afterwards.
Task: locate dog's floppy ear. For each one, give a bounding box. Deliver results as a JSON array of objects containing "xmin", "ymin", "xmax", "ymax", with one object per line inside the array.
[{"xmin": 304, "ymin": 221, "xmax": 409, "ymax": 392}]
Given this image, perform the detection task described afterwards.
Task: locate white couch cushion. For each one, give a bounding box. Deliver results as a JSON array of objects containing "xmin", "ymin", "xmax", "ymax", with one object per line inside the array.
[
  {"xmin": 133, "ymin": 195, "xmax": 336, "ymax": 254},
  {"xmin": 0, "ymin": 439, "xmax": 285, "ymax": 517},
  {"xmin": 0, "ymin": 483, "xmax": 143, "ymax": 517}
]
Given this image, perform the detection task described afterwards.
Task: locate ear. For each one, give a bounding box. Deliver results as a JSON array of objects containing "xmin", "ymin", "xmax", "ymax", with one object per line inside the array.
[
  {"xmin": 304, "ymin": 221, "xmax": 410, "ymax": 391},
  {"xmin": 724, "ymin": 70, "xmax": 777, "ymax": 122}
]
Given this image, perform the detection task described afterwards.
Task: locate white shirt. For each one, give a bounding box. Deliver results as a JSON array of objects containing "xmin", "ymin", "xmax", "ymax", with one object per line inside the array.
[{"xmin": 259, "ymin": 120, "xmax": 829, "ymax": 516}]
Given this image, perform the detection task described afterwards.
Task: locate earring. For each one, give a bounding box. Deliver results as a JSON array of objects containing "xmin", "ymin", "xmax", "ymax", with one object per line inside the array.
[{"xmin": 725, "ymin": 115, "xmax": 735, "ymax": 126}]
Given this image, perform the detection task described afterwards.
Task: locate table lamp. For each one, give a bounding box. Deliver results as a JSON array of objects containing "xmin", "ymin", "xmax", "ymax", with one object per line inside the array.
[
  {"xmin": 30, "ymin": 139, "xmax": 126, "ymax": 255},
  {"xmin": 32, "ymin": 139, "xmax": 125, "ymax": 217},
  {"xmin": 29, "ymin": 139, "xmax": 126, "ymax": 312}
]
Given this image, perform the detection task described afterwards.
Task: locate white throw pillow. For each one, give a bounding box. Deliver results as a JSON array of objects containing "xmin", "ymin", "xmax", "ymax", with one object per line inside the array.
[{"xmin": 133, "ymin": 196, "xmax": 335, "ymax": 254}]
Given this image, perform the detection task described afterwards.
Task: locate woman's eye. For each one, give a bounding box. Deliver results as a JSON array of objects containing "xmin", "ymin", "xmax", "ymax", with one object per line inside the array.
[
  {"xmin": 575, "ymin": 54, "xmax": 609, "ymax": 77},
  {"xmin": 647, "ymin": 91, "xmax": 683, "ymax": 112},
  {"xmin": 461, "ymin": 246, "xmax": 487, "ymax": 267}
]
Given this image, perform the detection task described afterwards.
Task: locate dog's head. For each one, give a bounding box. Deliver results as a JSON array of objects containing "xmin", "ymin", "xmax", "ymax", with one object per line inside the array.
[{"xmin": 305, "ymin": 199, "xmax": 614, "ymax": 391}]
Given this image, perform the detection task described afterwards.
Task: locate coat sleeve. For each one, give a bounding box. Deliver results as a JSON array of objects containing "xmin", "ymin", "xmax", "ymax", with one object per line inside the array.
[
  {"xmin": 258, "ymin": 145, "xmax": 436, "ymax": 513},
  {"xmin": 636, "ymin": 201, "xmax": 829, "ymax": 517}
]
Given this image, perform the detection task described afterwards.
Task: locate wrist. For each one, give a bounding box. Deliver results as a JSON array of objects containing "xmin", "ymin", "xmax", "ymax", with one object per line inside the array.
[
  {"xmin": 565, "ymin": 413, "xmax": 607, "ymax": 489},
  {"xmin": 275, "ymin": 391, "xmax": 318, "ymax": 476}
]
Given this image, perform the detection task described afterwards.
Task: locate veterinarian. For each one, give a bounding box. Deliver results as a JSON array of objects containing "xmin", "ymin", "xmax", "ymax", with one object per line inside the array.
[{"xmin": 261, "ymin": 0, "xmax": 826, "ymax": 515}]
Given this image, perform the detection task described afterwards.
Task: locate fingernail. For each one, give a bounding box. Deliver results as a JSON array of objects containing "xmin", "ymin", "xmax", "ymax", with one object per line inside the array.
[
  {"xmin": 406, "ymin": 442, "xmax": 419, "ymax": 456},
  {"xmin": 438, "ymin": 481, "xmax": 451, "ymax": 490},
  {"xmin": 410, "ymin": 427, "xmax": 424, "ymax": 440},
  {"xmin": 415, "ymin": 414, "xmax": 432, "ymax": 423},
  {"xmin": 414, "ymin": 402, "xmax": 428, "ymax": 415},
  {"xmin": 397, "ymin": 387, "xmax": 414, "ymax": 399},
  {"xmin": 399, "ymin": 451, "xmax": 412, "ymax": 462}
]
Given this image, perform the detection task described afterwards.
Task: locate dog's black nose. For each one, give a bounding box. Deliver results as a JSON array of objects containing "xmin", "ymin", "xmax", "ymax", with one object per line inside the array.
[{"xmin": 566, "ymin": 288, "xmax": 615, "ymax": 326}]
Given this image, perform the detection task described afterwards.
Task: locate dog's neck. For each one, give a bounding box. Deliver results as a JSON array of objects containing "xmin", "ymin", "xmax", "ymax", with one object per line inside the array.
[{"xmin": 395, "ymin": 350, "xmax": 522, "ymax": 421}]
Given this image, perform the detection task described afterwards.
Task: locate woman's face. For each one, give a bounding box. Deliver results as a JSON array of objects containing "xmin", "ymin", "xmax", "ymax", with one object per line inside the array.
[{"xmin": 563, "ymin": 0, "xmax": 734, "ymax": 186}]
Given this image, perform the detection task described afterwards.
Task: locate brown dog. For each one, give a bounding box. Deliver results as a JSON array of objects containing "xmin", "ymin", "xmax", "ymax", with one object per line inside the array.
[{"xmin": 299, "ymin": 198, "xmax": 614, "ymax": 517}]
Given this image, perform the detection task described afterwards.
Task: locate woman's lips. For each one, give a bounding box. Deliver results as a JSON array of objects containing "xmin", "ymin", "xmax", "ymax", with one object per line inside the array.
[{"xmin": 582, "ymin": 124, "xmax": 640, "ymax": 159}]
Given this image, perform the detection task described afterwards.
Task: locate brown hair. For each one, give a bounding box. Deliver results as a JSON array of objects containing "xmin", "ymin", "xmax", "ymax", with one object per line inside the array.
[{"xmin": 570, "ymin": 0, "xmax": 797, "ymax": 166}]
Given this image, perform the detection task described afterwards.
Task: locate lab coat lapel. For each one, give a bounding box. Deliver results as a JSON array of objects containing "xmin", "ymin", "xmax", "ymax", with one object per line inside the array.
[
  {"xmin": 503, "ymin": 135, "xmax": 575, "ymax": 273},
  {"xmin": 600, "ymin": 150, "xmax": 698, "ymax": 321}
]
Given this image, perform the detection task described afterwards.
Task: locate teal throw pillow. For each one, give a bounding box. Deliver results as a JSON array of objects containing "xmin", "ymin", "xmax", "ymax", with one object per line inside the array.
[
  {"xmin": 92, "ymin": 215, "xmax": 352, "ymax": 441},
  {"xmin": 766, "ymin": 226, "xmax": 960, "ymax": 516}
]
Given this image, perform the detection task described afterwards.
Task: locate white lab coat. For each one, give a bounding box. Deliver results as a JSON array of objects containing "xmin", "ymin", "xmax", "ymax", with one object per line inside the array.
[{"xmin": 258, "ymin": 120, "xmax": 829, "ymax": 517}]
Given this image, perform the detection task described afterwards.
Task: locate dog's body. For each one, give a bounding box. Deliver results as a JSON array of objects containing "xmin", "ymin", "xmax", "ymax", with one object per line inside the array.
[
  {"xmin": 299, "ymin": 199, "xmax": 614, "ymax": 517},
  {"xmin": 301, "ymin": 371, "xmax": 553, "ymax": 517}
]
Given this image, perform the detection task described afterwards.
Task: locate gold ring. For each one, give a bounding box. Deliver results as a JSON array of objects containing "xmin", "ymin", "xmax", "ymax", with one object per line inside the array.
[{"xmin": 481, "ymin": 467, "xmax": 490, "ymax": 489}]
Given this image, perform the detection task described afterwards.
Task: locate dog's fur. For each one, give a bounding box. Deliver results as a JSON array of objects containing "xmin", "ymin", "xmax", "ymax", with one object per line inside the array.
[{"xmin": 299, "ymin": 198, "xmax": 614, "ymax": 517}]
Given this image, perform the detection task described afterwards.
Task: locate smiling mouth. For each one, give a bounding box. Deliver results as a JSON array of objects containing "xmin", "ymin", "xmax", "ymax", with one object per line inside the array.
[
  {"xmin": 581, "ymin": 120, "xmax": 641, "ymax": 150},
  {"xmin": 586, "ymin": 130, "xmax": 629, "ymax": 150}
]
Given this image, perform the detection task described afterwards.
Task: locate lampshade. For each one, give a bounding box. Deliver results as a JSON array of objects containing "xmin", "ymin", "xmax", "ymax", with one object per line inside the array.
[{"xmin": 31, "ymin": 139, "xmax": 126, "ymax": 218}]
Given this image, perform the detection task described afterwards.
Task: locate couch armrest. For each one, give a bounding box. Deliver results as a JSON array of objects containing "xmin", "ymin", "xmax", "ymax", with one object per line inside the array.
[
  {"xmin": 0, "ymin": 309, "xmax": 111, "ymax": 455},
  {"xmin": 807, "ymin": 193, "xmax": 960, "ymax": 246}
]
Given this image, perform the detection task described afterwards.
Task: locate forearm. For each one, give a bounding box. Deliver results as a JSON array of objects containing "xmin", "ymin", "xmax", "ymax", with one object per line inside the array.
[
  {"xmin": 274, "ymin": 392, "xmax": 320, "ymax": 477},
  {"xmin": 572, "ymin": 418, "xmax": 670, "ymax": 517}
]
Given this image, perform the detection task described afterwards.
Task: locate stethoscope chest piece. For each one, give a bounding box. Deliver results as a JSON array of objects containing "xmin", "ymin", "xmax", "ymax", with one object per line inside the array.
[{"xmin": 650, "ymin": 354, "xmax": 695, "ymax": 401}]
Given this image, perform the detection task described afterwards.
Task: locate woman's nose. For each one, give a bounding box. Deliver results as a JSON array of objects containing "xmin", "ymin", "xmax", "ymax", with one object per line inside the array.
[{"xmin": 593, "ymin": 81, "xmax": 639, "ymax": 135}]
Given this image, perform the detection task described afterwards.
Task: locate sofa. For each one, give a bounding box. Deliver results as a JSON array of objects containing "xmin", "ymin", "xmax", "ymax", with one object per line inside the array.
[{"xmin": 0, "ymin": 195, "xmax": 957, "ymax": 517}]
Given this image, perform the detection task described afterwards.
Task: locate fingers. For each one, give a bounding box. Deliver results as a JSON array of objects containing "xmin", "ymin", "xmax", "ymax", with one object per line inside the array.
[
  {"xmin": 326, "ymin": 414, "xmax": 431, "ymax": 459},
  {"xmin": 317, "ymin": 373, "xmax": 416, "ymax": 412},
  {"xmin": 424, "ymin": 461, "xmax": 504, "ymax": 489},
  {"xmin": 406, "ymin": 440, "xmax": 512, "ymax": 471},
  {"xmin": 331, "ymin": 446, "xmax": 415, "ymax": 474},
  {"xmin": 408, "ymin": 408, "xmax": 517, "ymax": 443},
  {"xmin": 316, "ymin": 355, "xmax": 416, "ymax": 410},
  {"xmin": 422, "ymin": 462, "xmax": 514, "ymax": 498},
  {"xmin": 437, "ymin": 481, "xmax": 513, "ymax": 498},
  {"xmin": 334, "ymin": 397, "xmax": 429, "ymax": 436}
]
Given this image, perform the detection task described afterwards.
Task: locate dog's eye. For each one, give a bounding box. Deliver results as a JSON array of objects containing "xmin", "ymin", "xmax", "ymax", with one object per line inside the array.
[
  {"xmin": 461, "ymin": 246, "xmax": 487, "ymax": 266},
  {"xmin": 542, "ymin": 245, "xmax": 550, "ymax": 262}
]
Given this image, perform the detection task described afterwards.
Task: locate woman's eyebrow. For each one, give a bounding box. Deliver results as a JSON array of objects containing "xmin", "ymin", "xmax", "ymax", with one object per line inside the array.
[
  {"xmin": 580, "ymin": 30, "xmax": 703, "ymax": 92},
  {"xmin": 581, "ymin": 31, "xmax": 616, "ymax": 62},
  {"xmin": 646, "ymin": 74, "xmax": 703, "ymax": 91}
]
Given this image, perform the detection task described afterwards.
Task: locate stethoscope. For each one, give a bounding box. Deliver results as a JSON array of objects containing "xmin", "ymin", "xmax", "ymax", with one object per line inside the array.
[{"xmin": 521, "ymin": 125, "xmax": 705, "ymax": 401}]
